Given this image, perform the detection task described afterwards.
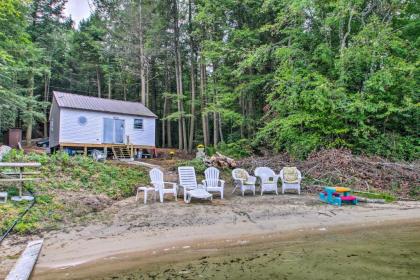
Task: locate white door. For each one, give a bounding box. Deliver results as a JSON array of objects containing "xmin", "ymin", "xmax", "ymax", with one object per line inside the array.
[{"xmin": 103, "ymin": 118, "xmax": 125, "ymax": 144}]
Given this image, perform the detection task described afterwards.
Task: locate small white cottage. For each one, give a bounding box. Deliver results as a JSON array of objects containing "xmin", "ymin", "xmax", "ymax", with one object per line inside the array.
[{"xmin": 49, "ymin": 91, "xmax": 157, "ymax": 154}]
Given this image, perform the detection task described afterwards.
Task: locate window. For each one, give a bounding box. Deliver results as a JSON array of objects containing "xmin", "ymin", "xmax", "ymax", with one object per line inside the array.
[
  {"xmin": 78, "ymin": 116, "xmax": 87, "ymax": 126},
  {"xmin": 134, "ymin": 118, "xmax": 143, "ymax": 130}
]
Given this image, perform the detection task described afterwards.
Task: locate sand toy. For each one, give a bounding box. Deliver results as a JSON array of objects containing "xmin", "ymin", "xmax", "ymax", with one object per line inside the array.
[{"xmin": 320, "ymin": 186, "xmax": 358, "ymax": 206}]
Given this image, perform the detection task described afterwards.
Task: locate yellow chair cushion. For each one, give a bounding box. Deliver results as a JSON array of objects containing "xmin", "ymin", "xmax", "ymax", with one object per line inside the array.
[
  {"xmin": 235, "ymin": 169, "xmax": 248, "ymax": 181},
  {"xmin": 283, "ymin": 167, "xmax": 298, "ymax": 183}
]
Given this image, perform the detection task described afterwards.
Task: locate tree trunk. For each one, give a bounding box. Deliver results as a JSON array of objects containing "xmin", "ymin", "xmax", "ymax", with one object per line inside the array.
[
  {"xmin": 26, "ymin": 71, "xmax": 34, "ymax": 146},
  {"xmin": 175, "ymin": 56, "xmax": 183, "ymax": 150},
  {"xmin": 188, "ymin": 0, "xmax": 196, "ymax": 152},
  {"xmin": 123, "ymin": 83, "xmax": 127, "ymax": 100},
  {"xmin": 200, "ymin": 60, "xmax": 209, "ymax": 147},
  {"xmin": 173, "ymin": 0, "xmax": 186, "ymax": 151},
  {"xmin": 162, "ymin": 96, "xmax": 167, "ymax": 148},
  {"xmin": 96, "ymin": 66, "xmax": 101, "ymax": 97},
  {"xmin": 43, "ymin": 72, "xmax": 50, "ymax": 137},
  {"xmin": 212, "ymin": 63, "xmax": 218, "ymax": 148},
  {"xmin": 139, "ymin": 0, "xmax": 146, "ymax": 104},
  {"xmin": 213, "ymin": 112, "xmax": 218, "ymax": 148},
  {"xmin": 107, "ymin": 73, "xmax": 112, "ymax": 99},
  {"xmin": 240, "ymin": 92, "xmax": 245, "ymax": 138},
  {"xmin": 218, "ymin": 112, "xmax": 224, "ymax": 143}
]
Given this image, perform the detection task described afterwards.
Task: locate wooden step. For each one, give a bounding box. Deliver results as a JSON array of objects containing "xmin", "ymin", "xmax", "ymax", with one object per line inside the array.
[{"xmin": 111, "ymin": 145, "xmax": 134, "ymax": 160}]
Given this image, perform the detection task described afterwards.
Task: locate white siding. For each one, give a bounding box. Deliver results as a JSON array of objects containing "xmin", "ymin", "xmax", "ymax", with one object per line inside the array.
[
  {"xmin": 49, "ymin": 99, "xmax": 60, "ymax": 147},
  {"xmin": 59, "ymin": 108, "xmax": 156, "ymax": 146}
]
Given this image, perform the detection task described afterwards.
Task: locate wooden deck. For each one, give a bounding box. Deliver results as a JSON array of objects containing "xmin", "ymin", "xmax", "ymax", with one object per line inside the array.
[{"xmin": 58, "ymin": 142, "xmax": 156, "ymax": 156}]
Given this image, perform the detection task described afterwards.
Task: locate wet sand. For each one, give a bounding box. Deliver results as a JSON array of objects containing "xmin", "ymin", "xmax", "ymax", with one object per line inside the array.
[
  {"xmin": 34, "ymin": 220, "xmax": 420, "ymax": 280},
  {"xmin": 2, "ymin": 195, "xmax": 420, "ymax": 279}
]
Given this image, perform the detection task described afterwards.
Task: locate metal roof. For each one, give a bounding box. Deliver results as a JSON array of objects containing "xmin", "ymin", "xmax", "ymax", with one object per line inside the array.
[{"xmin": 53, "ymin": 91, "xmax": 157, "ymax": 118}]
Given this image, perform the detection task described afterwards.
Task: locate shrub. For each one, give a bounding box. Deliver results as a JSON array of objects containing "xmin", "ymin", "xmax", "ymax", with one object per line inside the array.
[
  {"xmin": 176, "ymin": 158, "xmax": 207, "ymax": 174},
  {"xmin": 217, "ymin": 139, "xmax": 253, "ymax": 159},
  {"xmin": 0, "ymin": 151, "xmax": 148, "ymax": 234}
]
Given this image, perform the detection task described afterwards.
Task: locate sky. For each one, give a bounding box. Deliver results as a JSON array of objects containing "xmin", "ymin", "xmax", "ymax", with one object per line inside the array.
[{"xmin": 64, "ymin": 0, "xmax": 93, "ymax": 28}]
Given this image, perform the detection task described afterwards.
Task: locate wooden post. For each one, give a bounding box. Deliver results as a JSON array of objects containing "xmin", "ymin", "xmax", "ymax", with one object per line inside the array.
[{"xmin": 84, "ymin": 146, "xmax": 87, "ymax": 156}]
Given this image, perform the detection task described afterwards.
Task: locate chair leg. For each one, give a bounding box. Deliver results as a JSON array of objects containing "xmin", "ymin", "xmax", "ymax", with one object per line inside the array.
[
  {"xmin": 143, "ymin": 190, "xmax": 147, "ymax": 204},
  {"xmin": 135, "ymin": 189, "xmax": 139, "ymax": 202},
  {"xmin": 160, "ymin": 191, "xmax": 164, "ymax": 203},
  {"xmin": 232, "ymin": 185, "xmax": 237, "ymax": 194},
  {"xmin": 174, "ymin": 190, "xmax": 178, "ymax": 201},
  {"xmin": 221, "ymin": 191, "xmax": 224, "ymax": 199}
]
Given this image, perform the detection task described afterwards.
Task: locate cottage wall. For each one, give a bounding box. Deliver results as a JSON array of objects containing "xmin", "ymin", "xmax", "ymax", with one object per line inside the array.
[{"xmin": 58, "ymin": 108, "xmax": 156, "ymax": 146}]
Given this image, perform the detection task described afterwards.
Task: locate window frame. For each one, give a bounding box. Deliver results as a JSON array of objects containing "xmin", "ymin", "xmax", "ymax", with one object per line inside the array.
[{"xmin": 133, "ymin": 118, "xmax": 144, "ymax": 130}]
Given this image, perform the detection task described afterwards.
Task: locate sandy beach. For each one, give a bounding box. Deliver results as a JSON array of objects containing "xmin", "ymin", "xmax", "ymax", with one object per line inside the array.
[{"xmin": 2, "ymin": 193, "xmax": 420, "ymax": 279}]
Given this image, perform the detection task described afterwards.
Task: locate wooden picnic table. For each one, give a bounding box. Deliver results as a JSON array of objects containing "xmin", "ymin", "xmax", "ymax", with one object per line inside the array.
[{"xmin": 0, "ymin": 162, "xmax": 41, "ymax": 201}]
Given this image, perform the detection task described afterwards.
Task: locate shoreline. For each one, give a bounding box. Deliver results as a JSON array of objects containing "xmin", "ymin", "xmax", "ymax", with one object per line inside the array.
[
  {"xmin": 2, "ymin": 195, "xmax": 420, "ymax": 279},
  {"xmin": 30, "ymin": 201, "xmax": 420, "ymax": 279},
  {"xmin": 32, "ymin": 218, "xmax": 420, "ymax": 280}
]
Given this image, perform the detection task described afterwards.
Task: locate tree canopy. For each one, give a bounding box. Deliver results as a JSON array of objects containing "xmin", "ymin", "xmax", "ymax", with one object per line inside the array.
[{"xmin": 0, "ymin": 0, "xmax": 418, "ymax": 160}]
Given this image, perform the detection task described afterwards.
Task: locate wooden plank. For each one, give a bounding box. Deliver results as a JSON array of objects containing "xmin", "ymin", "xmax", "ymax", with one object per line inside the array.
[
  {"xmin": 59, "ymin": 142, "xmax": 155, "ymax": 149},
  {"xmin": 0, "ymin": 162, "xmax": 41, "ymax": 168},
  {"xmin": 2, "ymin": 172, "xmax": 41, "ymax": 176},
  {"xmin": 6, "ymin": 239, "xmax": 43, "ymax": 280},
  {"xmin": 0, "ymin": 178, "xmax": 41, "ymax": 182}
]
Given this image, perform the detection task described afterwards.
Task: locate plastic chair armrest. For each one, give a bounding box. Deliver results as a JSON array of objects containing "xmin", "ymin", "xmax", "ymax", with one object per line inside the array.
[{"xmin": 248, "ymin": 176, "xmax": 257, "ymax": 183}]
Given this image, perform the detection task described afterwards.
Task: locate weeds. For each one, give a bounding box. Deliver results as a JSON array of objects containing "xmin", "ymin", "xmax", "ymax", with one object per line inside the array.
[{"xmin": 0, "ymin": 151, "xmax": 148, "ymax": 234}]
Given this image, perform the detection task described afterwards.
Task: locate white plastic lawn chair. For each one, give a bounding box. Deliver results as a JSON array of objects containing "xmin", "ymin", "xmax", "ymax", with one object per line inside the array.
[
  {"xmin": 178, "ymin": 166, "xmax": 212, "ymax": 203},
  {"xmin": 146, "ymin": 168, "xmax": 178, "ymax": 203},
  {"xmin": 202, "ymin": 167, "xmax": 225, "ymax": 199},
  {"xmin": 232, "ymin": 168, "xmax": 256, "ymax": 196},
  {"xmin": 254, "ymin": 167, "xmax": 279, "ymax": 195},
  {"xmin": 279, "ymin": 167, "xmax": 302, "ymax": 194}
]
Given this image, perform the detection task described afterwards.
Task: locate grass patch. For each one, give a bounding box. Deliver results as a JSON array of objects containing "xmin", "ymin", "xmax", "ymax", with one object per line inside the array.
[
  {"xmin": 0, "ymin": 150, "xmax": 148, "ymax": 235},
  {"xmin": 352, "ymin": 191, "xmax": 396, "ymax": 202},
  {"xmin": 176, "ymin": 158, "xmax": 207, "ymax": 174}
]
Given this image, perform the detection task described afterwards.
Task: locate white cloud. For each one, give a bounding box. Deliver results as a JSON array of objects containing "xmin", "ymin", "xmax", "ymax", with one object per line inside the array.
[{"xmin": 64, "ymin": 0, "xmax": 94, "ymax": 28}]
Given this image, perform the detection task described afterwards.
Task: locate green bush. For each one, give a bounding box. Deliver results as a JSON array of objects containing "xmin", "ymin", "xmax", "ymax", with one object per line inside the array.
[
  {"xmin": 204, "ymin": 140, "xmax": 253, "ymax": 159},
  {"xmin": 217, "ymin": 139, "xmax": 253, "ymax": 159},
  {"xmin": 176, "ymin": 158, "xmax": 207, "ymax": 174},
  {"xmin": 0, "ymin": 151, "xmax": 148, "ymax": 234}
]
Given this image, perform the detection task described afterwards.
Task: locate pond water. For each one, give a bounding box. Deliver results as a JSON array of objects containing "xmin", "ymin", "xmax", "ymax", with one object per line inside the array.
[{"xmin": 59, "ymin": 222, "xmax": 420, "ymax": 280}]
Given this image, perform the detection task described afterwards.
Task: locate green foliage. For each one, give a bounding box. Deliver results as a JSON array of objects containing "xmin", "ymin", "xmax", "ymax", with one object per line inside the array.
[
  {"xmin": 216, "ymin": 139, "xmax": 253, "ymax": 159},
  {"xmin": 352, "ymin": 191, "xmax": 396, "ymax": 203},
  {"xmin": 251, "ymin": 1, "xmax": 419, "ymax": 160},
  {"xmin": 176, "ymin": 158, "xmax": 207, "ymax": 174},
  {"xmin": 3, "ymin": 151, "xmax": 148, "ymax": 199},
  {"xmin": 1, "ymin": 0, "xmax": 419, "ymax": 162},
  {"xmin": 0, "ymin": 151, "xmax": 148, "ymax": 234}
]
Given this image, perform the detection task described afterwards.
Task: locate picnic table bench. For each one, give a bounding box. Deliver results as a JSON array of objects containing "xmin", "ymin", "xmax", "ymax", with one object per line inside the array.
[{"xmin": 0, "ymin": 162, "xmax": 41, "ymax": 201}]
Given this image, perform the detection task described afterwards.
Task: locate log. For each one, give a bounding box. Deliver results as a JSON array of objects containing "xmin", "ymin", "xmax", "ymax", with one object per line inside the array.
[
  {"xmin": 6, "ymin": 239, "xmax": 43, "ymax": 280},
  {"xmin": 204, "ymin": 153, "xmax": 237, "ymax": 169}
]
